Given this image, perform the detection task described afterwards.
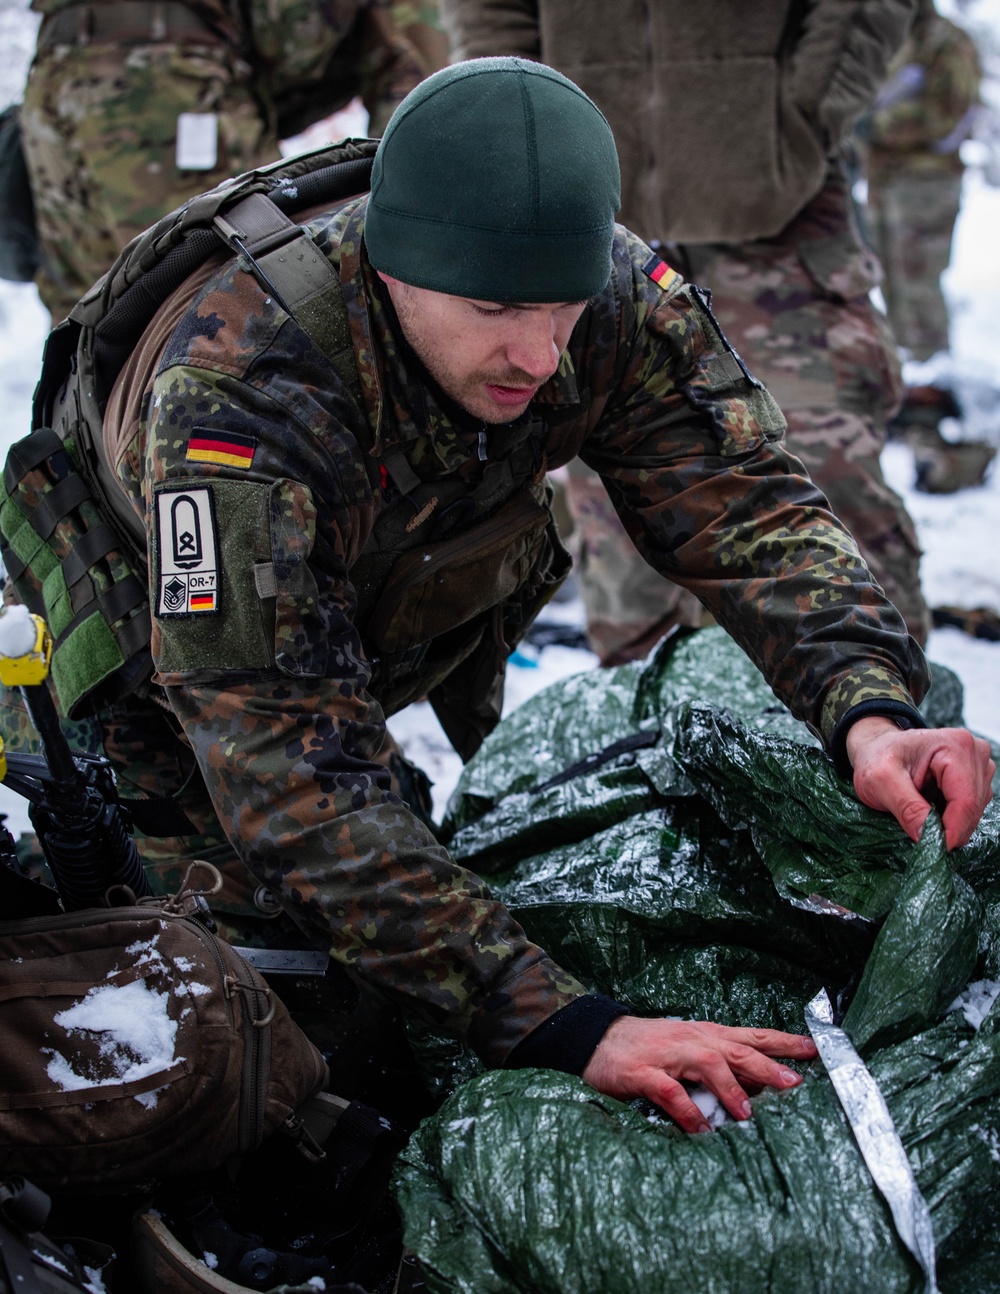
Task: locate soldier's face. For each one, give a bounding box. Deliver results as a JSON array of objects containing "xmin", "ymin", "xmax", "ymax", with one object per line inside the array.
[{"xmin": 378, "ymin": 273, "xmax": 586, "ymax": 423}]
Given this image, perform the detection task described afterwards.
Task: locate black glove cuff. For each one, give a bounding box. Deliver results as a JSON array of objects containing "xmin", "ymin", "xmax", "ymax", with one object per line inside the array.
[
  {"xmin": 505, "ymin": 994, "xmax": 630, "ymax": 1076},
  {"xmin": 829, "ymin": 698, "xmax": 926, "ymax": 780}
]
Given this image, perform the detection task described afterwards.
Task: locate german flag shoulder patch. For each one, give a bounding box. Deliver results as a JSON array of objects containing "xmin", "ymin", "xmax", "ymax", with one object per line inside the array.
[
  {"xmin": 186, "ymin": 429, "xmax": 256, "ymax": 469},
  {"xmin": 642, "ymin": 254, "xmax": 680, "ymax": 293}
]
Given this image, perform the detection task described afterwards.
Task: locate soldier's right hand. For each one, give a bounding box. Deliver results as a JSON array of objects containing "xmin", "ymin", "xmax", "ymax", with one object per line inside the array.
[
  {"xmin": 846, "ymin": 716, "xmax": 994, "ymax": 850},
  {"xmin": 581, "ymin": 1015, "xmax": 818, "ymax": 1133}
]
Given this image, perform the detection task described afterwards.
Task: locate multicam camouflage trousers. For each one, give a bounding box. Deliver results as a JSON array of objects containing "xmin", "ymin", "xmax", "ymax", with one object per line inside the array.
[
  {"xmin": 867, "ymin": 167, "xmax": 964, "ymax": 362},
  {"xmin": 564, "ymin": 179, "xmax": 930, "ymax": 661},
  {"xmin": 21, "ymin": 37, "xmax": 278, "ymax": 321},
  {"xmin": 20, "ymin": 0, "xmax": 448, "ymax": 323}
]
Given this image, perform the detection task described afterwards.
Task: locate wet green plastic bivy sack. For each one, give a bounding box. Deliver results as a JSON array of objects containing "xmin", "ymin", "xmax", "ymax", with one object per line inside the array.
[{"xmin": 394, "ymin": 628, "xmax": 1000, "ymax": 1294}]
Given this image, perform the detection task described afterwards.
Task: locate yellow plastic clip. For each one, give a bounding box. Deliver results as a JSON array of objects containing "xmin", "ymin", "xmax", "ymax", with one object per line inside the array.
[{"xmin": 0, "ymin": 609, "xmax": 53, "ymax": 688}]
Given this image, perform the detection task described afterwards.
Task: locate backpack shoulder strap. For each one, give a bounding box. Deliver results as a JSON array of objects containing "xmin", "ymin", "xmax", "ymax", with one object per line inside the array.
[
  {"xmin": 29, "ymin": 139, "xmax": 377, "ymax": 551},
  {"xmin": 212, "ymin": 190, "xmax": 357, "ymax": 397}
]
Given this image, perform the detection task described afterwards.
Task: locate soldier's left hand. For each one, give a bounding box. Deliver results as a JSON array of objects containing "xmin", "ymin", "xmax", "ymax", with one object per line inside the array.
[{"xmin": 846, "ymin": 716, "xmax": 995, "ymax": 849}]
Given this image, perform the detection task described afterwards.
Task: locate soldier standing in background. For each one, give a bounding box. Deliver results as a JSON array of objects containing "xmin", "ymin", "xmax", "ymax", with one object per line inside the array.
[
  {"xmin": 442, "ymin": 0, "xmax": 932, "ymax": 656},
  {"xmin": 866, "ymin": 0, "xmax": 980, "ymax": 364},
  {"xmin": 862, "ymin": 0, "xmax": 993, "ymax": 493},
  {"xmin": 20, "ymin": 0, "xmax": 447, "ymax": 323}
]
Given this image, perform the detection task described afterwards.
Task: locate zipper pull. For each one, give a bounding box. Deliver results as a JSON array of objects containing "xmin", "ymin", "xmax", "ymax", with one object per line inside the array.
[{"xmin": 478, "ymin": 428, "xmax": 488, "ymax": 462}]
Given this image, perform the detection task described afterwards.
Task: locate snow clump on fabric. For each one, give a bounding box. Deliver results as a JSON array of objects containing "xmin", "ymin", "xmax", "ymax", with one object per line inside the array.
[{"xmin": 44, "ymin": 977, "xmax": 180, "ymax": 1092}]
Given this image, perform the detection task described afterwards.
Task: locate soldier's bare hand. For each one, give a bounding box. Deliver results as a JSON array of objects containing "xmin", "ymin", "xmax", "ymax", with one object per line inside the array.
[
  {"xmin": 846, "ymin": 716, "xmax": 995, "ymax": 850},
  {"xmin": 581, "ymin": 1016, "xmax": 817, "ymax": 1133}
]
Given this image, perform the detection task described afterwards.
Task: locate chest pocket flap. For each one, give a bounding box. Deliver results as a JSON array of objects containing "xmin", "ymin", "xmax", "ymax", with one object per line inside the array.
[{"xmin": 364, "ymin": 488, "xmax": 551, "ymax": 655}]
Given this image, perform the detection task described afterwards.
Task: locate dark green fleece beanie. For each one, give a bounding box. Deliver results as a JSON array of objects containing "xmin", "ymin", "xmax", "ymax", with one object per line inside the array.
[{"xmin": 364, "ymin": 57, "xmax": 621, "ymax": 302}]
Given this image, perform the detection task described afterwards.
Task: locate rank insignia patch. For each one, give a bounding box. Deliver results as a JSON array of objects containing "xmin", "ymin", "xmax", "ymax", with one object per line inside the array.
[
  {"xmin": 154, "ymin": 485, "xmax": 220, "ymax": 616},
  {"xmin": 186, "ymin": 429, "xmax": 256, "ymax": 469},
  {"xmin": 643, "ymin": 254, "xmax": 680, "ymax": 292}
]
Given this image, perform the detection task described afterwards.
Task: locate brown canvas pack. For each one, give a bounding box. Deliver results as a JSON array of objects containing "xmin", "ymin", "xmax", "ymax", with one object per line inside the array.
[{"xmin": 0, "ymin": 904, "xmax": 328, "ymax": 1190}]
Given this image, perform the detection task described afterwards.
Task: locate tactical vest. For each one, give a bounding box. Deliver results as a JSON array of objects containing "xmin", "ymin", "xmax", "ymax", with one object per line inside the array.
[{"xmin": 0, "ymin": 140, "xmax": 569, "ymax": 760}]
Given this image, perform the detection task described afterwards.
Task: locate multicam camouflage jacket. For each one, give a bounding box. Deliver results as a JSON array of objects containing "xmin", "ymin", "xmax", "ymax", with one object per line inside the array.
[{"xmin": 39, "ymin": 200, "xmax": 931, "ymax": 1066}]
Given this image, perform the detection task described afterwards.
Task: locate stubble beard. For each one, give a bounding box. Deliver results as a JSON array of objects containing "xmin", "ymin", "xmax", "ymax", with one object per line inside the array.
[
  {"xmin": 414, "ymin": 339, "xmax": 539, "ymax": 423},
  {"xmin": 392, "ymin": 289, "xmax": 540, "ymax": 423}
]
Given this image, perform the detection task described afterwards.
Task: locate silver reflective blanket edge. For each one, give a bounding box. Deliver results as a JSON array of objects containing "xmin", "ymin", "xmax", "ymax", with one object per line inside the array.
[{"xmin": 804, "ymin": 989, "xmax": 939, "ymax": 1294}]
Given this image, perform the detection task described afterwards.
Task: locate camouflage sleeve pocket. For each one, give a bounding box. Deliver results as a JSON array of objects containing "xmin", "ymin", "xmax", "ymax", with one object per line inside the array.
[
  {"xmin": 151, "ymin": 478, "xmax": 275, "ymax": 676},
  {"xmin": 684, "ymin": 287, "xmax": 787, "ymax": 456}
]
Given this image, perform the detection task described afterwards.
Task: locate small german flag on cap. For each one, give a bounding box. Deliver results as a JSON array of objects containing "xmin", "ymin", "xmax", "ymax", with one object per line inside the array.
[
  {"xmin": 643, "ymin": 254, "xmax": 680, "ymax": 292},
  {"xmin": 186, "ymin": 429, "xmax": 257, "ymax": 470}
]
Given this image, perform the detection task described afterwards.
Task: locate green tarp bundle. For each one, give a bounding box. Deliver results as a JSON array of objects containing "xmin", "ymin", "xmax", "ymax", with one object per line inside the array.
[{"xmin": 394, "ymin": 628, "xmax": 1000, "ymax": 1293}]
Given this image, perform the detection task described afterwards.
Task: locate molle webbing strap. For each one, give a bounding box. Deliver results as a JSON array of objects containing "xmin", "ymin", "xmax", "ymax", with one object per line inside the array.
[
  {"xmin": 23, "ymin": 476, "xmax": 91, "ymax": 542},
  {"xmin": 54, "ymin": 576, "xmax": 150, "ymax": 654},
  {"xmin": 3, "ymin": 426, "xmax": 62, "ymax": 493},
  {"xmin": 37, "ymin": 1, "xmax": 227, "ymax": 50},
  {"xmin": 61, "ymin": 522, "xmax": 130, "ymax": 587},
  {"xmin": 0, "ymin": 549, "xmax": 25, "ymax": 583},
  {"xmin": 2, "ymin": 425, "xmax": 151, "ymax": 718},
  {"xmin": 5, "ymin": 437, "xmax": 146, "ymax": 638}
]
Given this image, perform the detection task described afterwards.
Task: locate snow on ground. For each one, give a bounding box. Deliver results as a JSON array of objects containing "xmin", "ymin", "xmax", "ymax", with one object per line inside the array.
[
  {"xmin": 0, "ymin": 0, "xmax": 39, "ymax": 105},
  {"xmin": 388, "ymin": 637, "xmax": 600, "ymax": 823},
  {"xmin": 0, "ymin": 0, "xmax": 998, "ymax": 835}
]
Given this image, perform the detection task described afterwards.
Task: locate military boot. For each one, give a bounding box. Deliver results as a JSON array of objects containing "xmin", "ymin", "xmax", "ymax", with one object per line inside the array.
[
  {"xmin": 911, "ymin": 430, "xmax": 996, "ymax": 494},
  {"xmin": 889, "ymin": 385, "xmax": 996, "ymax": 493},
  {"xmin": 931, "ymin": 606, "xmax": 1000, "ymax": 642}
]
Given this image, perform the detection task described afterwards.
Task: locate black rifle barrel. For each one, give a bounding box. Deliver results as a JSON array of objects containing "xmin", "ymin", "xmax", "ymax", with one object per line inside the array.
[{"xmin": 16, "ymin": 681, "xmax": 151, "ymax": 908}]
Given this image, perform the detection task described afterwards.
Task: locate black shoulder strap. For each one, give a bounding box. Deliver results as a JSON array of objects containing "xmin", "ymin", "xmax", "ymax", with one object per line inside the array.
[{"xmin": 212, "ymin": 190, "xmax": 358, "ymax": 397}]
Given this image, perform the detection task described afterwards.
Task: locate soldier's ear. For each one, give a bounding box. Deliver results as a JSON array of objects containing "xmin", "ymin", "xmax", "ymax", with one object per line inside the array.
[{"xmin": 376, "ymin": 270, "xmax": 402, "ymax": 289}]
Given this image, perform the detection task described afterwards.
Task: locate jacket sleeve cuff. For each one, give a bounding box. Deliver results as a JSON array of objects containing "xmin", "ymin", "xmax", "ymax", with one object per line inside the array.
[
  {"xmin": 504, "ymin": 994, "xmax": 630, "ymax": 1076},
  {"xmin": 817, "ymin": 656, "xmax": 928, "ymax": 749},
  {"xmin": 829, "ymin": 698, "xmax": 927, "ymax": 780}
]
